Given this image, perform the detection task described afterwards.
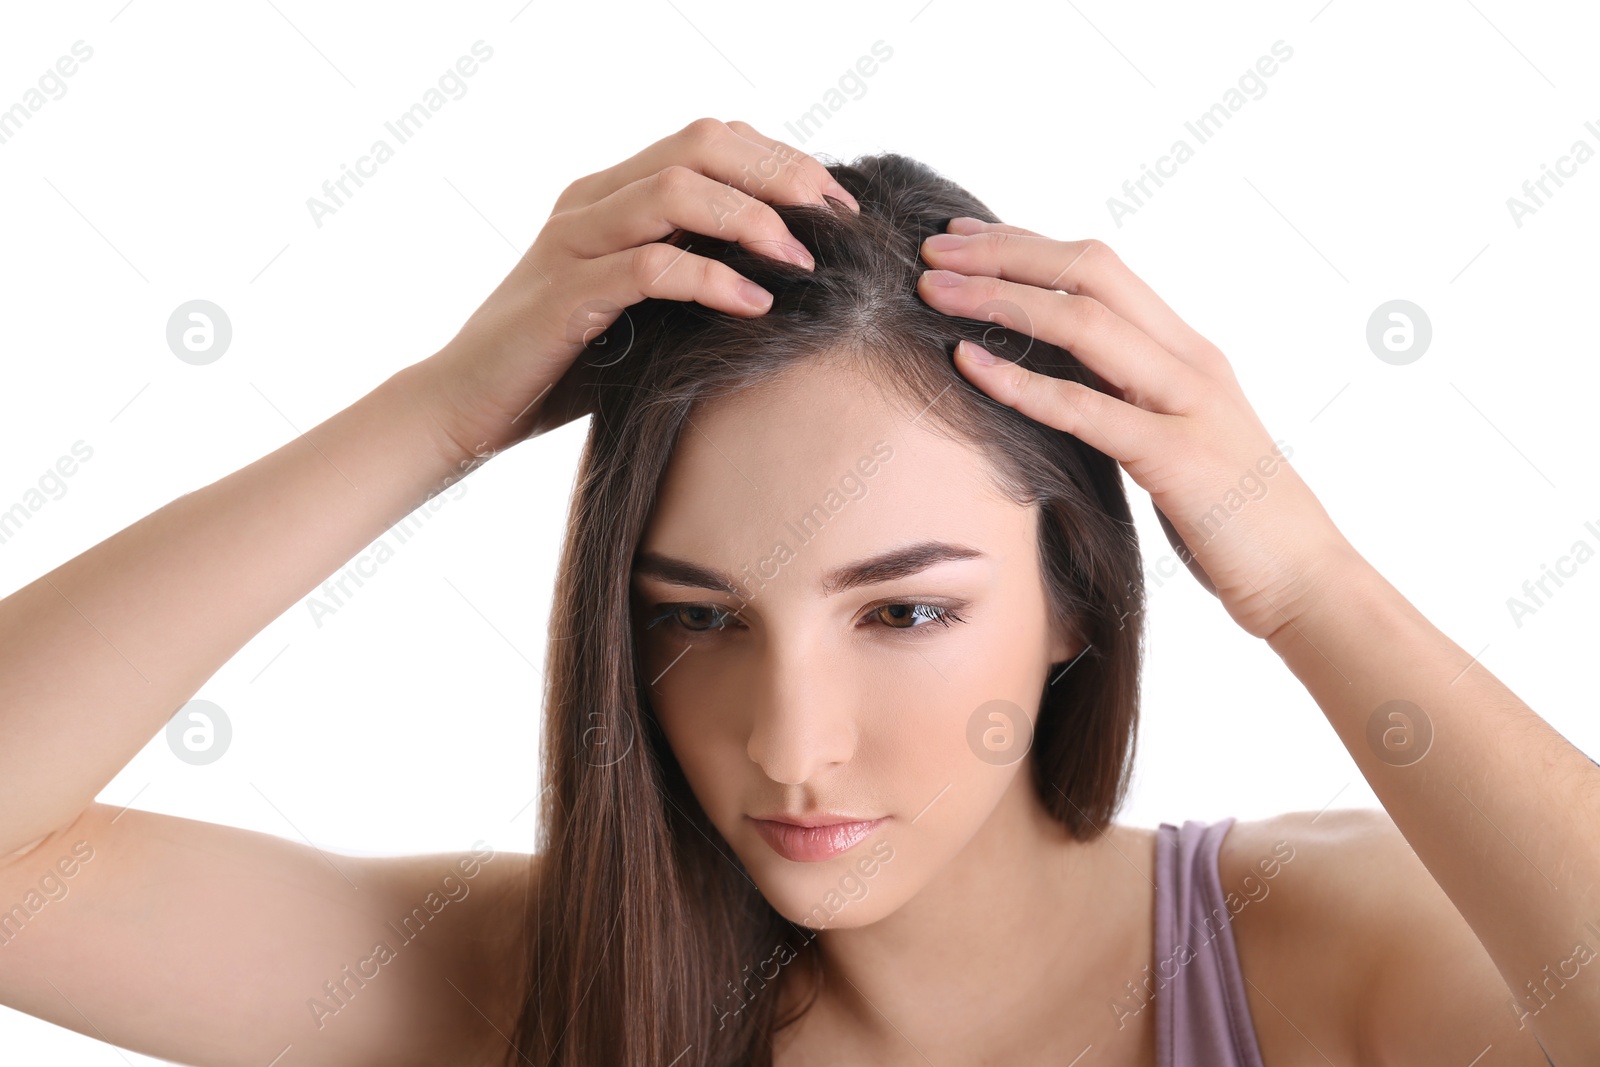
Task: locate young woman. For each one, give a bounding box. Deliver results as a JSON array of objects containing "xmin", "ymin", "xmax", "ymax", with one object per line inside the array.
[{"xmin": 0, "ymin": 117, "xmax": 1594, "ymax": 1067}]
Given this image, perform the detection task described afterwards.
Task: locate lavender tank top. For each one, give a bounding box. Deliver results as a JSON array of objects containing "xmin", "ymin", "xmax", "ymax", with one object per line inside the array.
[{"xmin": 1153, "ymin": 818, "xmax": 1266, "ymax": 1067}]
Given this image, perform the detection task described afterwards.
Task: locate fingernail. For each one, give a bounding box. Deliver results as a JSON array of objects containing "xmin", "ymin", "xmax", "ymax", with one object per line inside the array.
[
  {"xmin": 922, "ymin": 269, "xmax": 966, "ymax": 288},
  {"xmin": 737, "ymin": 279, "xmax": 773, "ymax": 308},
  {"xmin": 924, "ymin": 233, "xmax": 966, "ymax": 252},
  {"xmin": 948, "ymin": 217, "xmax": 987, "ymax": 235},
  {"xmin": 957, "ymin": 339, "xmax": 1001, "ymax": 365},
  {"xmin": 826, "ymin": 179, "xmax": 861, "ymax": 211},
  {"xmin": 781, "ymin": 242, "xmax": 815, "ymax": 269}
]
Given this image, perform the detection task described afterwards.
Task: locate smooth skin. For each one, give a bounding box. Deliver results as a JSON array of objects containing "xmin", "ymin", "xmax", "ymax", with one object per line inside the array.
[{"xmin": 0, "ymin": 116, "xmax": 1588, "ymax": 1065}]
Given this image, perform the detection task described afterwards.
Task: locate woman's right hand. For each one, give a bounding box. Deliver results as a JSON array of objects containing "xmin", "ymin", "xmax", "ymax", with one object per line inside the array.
[{"xmin": 409, "ymin": 117, "xmax": 860, "ymax": 463}]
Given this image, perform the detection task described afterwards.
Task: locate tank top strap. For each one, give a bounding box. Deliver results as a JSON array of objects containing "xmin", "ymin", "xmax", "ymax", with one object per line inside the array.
[{"xmin": 1152, "ymin": 817, "xmax": 1267, "ymax": 1067}]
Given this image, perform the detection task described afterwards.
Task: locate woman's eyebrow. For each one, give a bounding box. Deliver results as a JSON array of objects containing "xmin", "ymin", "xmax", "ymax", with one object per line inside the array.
[{"xmin": 631, "ymin": 540, "xmax": 986, "ymax": 597}]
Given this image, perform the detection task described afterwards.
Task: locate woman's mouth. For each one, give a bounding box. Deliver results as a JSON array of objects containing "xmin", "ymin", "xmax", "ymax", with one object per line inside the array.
[{"xmin": 749, "ymin": 816, "xmax": 887, "ymax": 862}]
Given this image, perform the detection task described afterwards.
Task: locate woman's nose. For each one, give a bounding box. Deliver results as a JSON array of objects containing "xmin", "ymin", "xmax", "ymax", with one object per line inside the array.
[{"xmin": 744, "ymin": 658, "xmax": 859, "ymax": 785}]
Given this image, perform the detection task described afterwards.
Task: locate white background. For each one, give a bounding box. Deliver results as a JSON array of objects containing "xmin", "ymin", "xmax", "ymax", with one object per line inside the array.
[{"xmin": 2, "ymin": 0, "xmax": 1597, "ymax": 1060}]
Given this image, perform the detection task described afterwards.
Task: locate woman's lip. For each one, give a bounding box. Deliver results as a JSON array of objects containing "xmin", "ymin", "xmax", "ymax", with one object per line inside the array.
[{"xmin": 750, "ymin": 816, "xmax": 886, "ymax": 862}]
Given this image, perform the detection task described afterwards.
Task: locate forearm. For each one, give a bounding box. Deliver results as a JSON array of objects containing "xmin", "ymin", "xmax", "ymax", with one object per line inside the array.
[
  {"xmin": 1268, "ymin": 554, "xmax": 1600, "ymax": 1055},
  {"xmin": 0, "ymin": 361, "xmax": 474, "ymax": 855}
]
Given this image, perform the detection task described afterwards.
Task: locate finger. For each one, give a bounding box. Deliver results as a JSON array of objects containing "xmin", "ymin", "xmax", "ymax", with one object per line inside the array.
[
  {"xmin": 926, "ymin": 227, "xmax": 1220, "ymax": 370},
  {"xmin": 556, "ymin": 164, "xmax": 818, "ymax": 271},
  {"xmin": 948, "ymin": 217, "xmax": 1040, "ymax": 238},
  {"xmin": 585, "ymin": 241, "xmax": 777, "ymax": 323},
  {"xmin": 556, "ymin": 117, "xmax": 848, "ymax": 219},
  {"xmin": 918, "ymin": 269, "xmax": 1203, "ymax": 415},
  {"xmin": 951, "ymin": 339, "xmax": 1161, "ymax": 465},
  {"xmin": 724, "ymin": 120, "xmax": 861, "ymax": 212}
]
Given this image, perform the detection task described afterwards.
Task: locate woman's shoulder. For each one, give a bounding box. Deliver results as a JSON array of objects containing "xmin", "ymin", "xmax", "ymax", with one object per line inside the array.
[
  {"xmin": 1215, "ymin": 808, "xmax": 1400, "ymax": 969},
  {"xmin": 1218, "ymin": 808, "xmax": 1555, "ymax": 1067},
  {"xmin": 1216, "ymin": 808, "xmax": 1398, "ymax": 1065},
  {"xmin": 1216, "ymin": 805, "xmax": 1397, "ymax": 906}
]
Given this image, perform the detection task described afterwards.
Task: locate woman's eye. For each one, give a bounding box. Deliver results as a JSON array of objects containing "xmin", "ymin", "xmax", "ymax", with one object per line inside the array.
[
  {"xmin": 646, "ymin": 604, "xmax": 740, "ymax": 634},
  {"xmin": 871, "ymin": 603, "xmax": 967, "ymax": 631}
]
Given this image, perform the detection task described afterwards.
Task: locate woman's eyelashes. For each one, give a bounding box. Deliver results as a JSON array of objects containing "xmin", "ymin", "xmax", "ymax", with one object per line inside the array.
[
  {"xmin": 643, "ymin": 600, "xmax": 969, "ymax": 641},
  {"xmin": 644, "ymin": 603, "xmax": 742, "ymax": 635},
  {"xmin": 871, "ymin": 602, "xmax": 968, "ymax": 631}
]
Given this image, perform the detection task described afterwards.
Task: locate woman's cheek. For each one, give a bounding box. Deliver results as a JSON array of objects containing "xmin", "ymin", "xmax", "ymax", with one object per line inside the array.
[{"xmin": 656, "ymin": 691, "xmax": 744, "ymax": 804}]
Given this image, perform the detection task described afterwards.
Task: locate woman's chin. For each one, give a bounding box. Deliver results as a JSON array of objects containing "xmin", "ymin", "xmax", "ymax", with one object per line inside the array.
[{"xmin": 741, "ymin": 839, "xmax": 906, "ymax": 931}]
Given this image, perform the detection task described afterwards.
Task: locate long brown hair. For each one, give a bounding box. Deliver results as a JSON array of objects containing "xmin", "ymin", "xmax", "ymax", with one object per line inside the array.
[{"xmin": 504, "ymin": 152, "xmax": 1146, "ymax": 1065}]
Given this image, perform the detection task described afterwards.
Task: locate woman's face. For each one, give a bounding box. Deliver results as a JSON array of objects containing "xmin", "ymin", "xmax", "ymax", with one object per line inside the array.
[{"xmin": 630, "ymin": 356, "xmax": 1074, "ymax": 929}]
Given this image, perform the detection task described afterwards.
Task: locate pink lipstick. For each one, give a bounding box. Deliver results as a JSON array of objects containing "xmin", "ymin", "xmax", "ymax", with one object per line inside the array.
[{"xmin": 750, "ymin": 816, "xmax": 886, "ymax": 862}]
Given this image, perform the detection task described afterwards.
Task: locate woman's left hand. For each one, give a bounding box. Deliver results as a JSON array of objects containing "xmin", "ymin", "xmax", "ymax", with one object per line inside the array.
[{"xmin": 917, "ymin": 217, "xmax": 1361, "ymax": 642}]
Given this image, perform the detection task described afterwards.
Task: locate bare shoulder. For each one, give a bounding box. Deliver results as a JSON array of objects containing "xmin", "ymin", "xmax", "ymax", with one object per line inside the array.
[{"xmin": 1220, "ymin": 808, "xmax": 1551, "ymax": 1067}]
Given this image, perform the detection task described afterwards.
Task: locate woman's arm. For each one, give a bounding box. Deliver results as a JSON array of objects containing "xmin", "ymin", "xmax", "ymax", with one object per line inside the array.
[
  {"xmin": 912, "ymin": 221, "xmax": 1599, "ymax": 1060},
  {"xmin": 0, "ymin": 117, "xmax": 844, "ymax": 1064},
  {"xmin": 0, "ymin": 801, "xmax": 532, "ymax": 1066},
  {"xmin": 1266, "ymin": 553, "xmax": 1600, "ymax": 1063},
  {"xmin": 0, "ymin": 361, "xmax": 473, "ymax": 856},
  {"xmin": 0, "ymin": 117, "xmax": 847, "ymax": 859}
]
